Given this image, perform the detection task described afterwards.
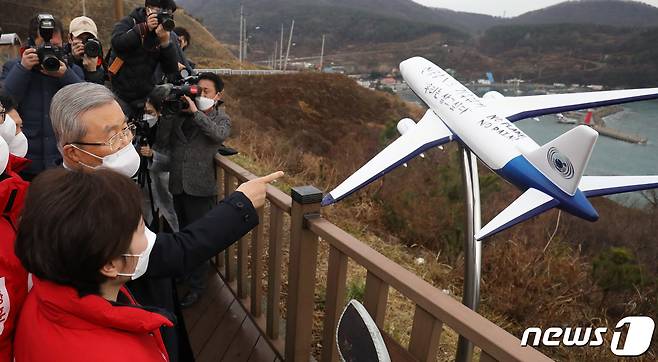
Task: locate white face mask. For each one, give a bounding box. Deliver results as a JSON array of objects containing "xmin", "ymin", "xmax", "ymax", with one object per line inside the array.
[
  {"xmin": 73, "ymin": 143, "xmax": 141, "ymax": 178},
  {"xmin": 0, "ymin": 114, "xmax": 16, "ymax": 143},
  {"xmin": 117, "ymin": 227, "xmax": 156, "ymax": 280},
  {"xmin": 195, "ymin": 96, "xmax": 215, "ymax": 112},
  {"xmin": 143, "ymin": 114, "xmax": 158, "ymax": 128},
  {"xmin": 0, "ymin": 137, "xmax": 8, "ymax": 175},
  {"xmin": 8, "ymin": 132, "xmax": 28, "ymax": 158}
]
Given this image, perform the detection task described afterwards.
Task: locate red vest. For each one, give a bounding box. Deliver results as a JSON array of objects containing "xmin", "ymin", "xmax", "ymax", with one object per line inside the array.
[
  {"xmin": 0, "ymin": 155, "xmax": 30, "ymax": 362},
  {"xmin": 14, "ymin": 278, "xmax": 172, "ymax": 362}
]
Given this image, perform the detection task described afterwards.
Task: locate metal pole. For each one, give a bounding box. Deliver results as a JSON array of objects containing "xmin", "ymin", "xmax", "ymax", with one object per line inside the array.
[
  {"xmin": 279, "ymin": 24, "xmax": 284, "ymax": 70},
  {"xmin": 243, "ymin": 16, "xmax": 248, "ymax": 62},
  {"xmin": 114, "ymin": 0, "xmax": 124, "ymax": 22},
  {"xmin": 239, "ymin": 6, "xmax": 243, "ymax": 66},
  {"xmin": 455, "ymin": 146, "xmax": 482, "ymax": 362},
  {"xmin": 82, "ymin": 0, "xmax": 86, "ymax": 16},
  {"xmin": 284, "ymin": 19, "xmax": 294, "ymax": 71},
  {"xmin": 273, "ymin": 41, "xmax": 278, "ymax": 70},
  {"xmin": 319, "ymin": 34, "xmax": 325, "ymax": 72}
]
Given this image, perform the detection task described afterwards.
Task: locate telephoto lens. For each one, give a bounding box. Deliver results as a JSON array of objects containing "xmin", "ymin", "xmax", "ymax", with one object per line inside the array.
[
  {"xmin": 84, "ymin": 38, "xmax": 102, "ymax": 58},
  {"xmin": 39, "ymin": 44, "xmax": 61, "ymax": 72}
]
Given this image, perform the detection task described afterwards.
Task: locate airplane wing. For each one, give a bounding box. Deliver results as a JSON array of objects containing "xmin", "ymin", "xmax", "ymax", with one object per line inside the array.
[
  {"xmin": 483, "ymin": 88, "xmax": 658, "ymax": 122},
  {"xmin": 580, "ymin": 176, "xmax": 658, "ymax": 198},
  {"xmin": 475, "ymin": 188, "xmax": 559, "ymax": 240},
  {"xmin": 322, "ymin": 110, "xmax": 454, "ymax": 206}
]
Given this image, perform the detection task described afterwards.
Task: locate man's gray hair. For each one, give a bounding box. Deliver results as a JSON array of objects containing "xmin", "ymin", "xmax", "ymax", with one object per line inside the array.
[{"xmin": 51, "ymin": 83, "xmax": 118, "ymax": 151}]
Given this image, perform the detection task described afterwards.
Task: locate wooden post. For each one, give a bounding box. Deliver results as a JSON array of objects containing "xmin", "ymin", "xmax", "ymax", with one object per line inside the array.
[
  {"xmin": 114, "ymin": 0, "xmax": 124, "ymax": 22},
  {"xmin": 285, "ymin": 186, "xmax": 322, "ymax": 362},
  {"xmin": 364, "ymin": 271, "xmax": 389, "ymax": 327},
  {"xmin": 250, "ymin": 207, "xmax": 265, "ymax": 316},
  {"xmin": 409, "ymin": 305, "xmax": 443, "ymax": 362},
  {"xmin": 224, "ymin": 174, "xmax": 236, "ymax": 282},
  {"xmin": 321, "ymin": 246, "xmax": 348, "ymax": 362},
  {"xmin": 215, "ymin": 165, "xmax": 225, "ymax": 268},
  {"xmin": 267, "ymin": 207, "xmax": 284, "ymax": 339}
]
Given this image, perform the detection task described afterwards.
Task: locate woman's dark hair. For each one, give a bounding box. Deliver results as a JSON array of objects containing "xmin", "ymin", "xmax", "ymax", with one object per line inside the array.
[
  {"xmin": 173, "ymin": 26, "xmax": 191, "ymax": 47},
  {"xmin": 15, "ymin": 168, "xmax": 142, "ymax": 296},
  {"xmin": 0, "ymin": 91, "xmax": 15, "ymax": 112},
  {"xmin": 198, "ymin": 72, "xmax": 225, "ymax": 93}
]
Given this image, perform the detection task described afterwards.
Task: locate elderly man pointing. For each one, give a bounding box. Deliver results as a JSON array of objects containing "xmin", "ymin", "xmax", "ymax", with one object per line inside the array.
[{"xmin": 49, "ymin": 82, "xmax": 283, "ymax": 361}]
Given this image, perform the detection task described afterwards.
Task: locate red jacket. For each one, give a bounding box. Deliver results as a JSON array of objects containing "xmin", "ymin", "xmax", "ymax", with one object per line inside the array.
[
  {"xmin": 14, "ymin": 278, "xmax": 173, "ymax": 362},
  {"xmin": 0, "ymin": 155, "xmax": 30, "ymax": 362}
]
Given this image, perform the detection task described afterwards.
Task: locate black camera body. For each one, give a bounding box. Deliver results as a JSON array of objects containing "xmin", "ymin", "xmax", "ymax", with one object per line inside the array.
[
  {"xmin": 157, "ymin": 10, "xmax": 175, "ymax": 32},
  {"xmin": 84, "ymin": 38, "xmax": 102, "ymax": 58},
  {"xmin": 163, "ymin": 84, "xmax": 200, "ymax": 114},
  {"xmin": 31, "ymin": 14, "xmax": 65, "ymax": 72}
]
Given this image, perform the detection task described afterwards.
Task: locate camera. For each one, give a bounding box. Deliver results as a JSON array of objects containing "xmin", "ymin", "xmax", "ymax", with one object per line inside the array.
[
  {"xmin": 30, "ymin": 14, "xmax": 65, "ymax": 72},
  {"xmin": 84, "ymin": 37, "xmax": 102, "ymax": 58},
  {"xmin": 150, "ymin": 76, "xmax": 200, "ymax": 114},
  {"xmin": 157, "ymin": 10, "xmax": 175, "ymax": 32}
]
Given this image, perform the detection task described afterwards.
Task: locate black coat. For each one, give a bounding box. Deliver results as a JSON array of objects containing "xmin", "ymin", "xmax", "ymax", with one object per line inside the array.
[
  {"xmin": 127, "ymin": 191, "xmax": 259, "ymax": 361},
  {"xmin": 110, "ymin": 7, "xmax": 178, "ymax": 104}
]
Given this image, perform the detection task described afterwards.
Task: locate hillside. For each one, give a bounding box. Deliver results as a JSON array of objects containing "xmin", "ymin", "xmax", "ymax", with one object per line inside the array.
[
  {"xmin": 0, "ymin": 0, "xmax": 240, "ymax": 68},
  {"xmin": 176, "ymin": 0, "xmax": 658, "ymax": 87},
  {"xmin": 511, "ymin": 0, "xmax": 658, "ymax": 27}
]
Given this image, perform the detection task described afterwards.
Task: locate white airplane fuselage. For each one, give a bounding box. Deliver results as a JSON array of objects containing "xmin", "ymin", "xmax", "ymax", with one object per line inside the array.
[{"xmin": 400, "ymin": 58, "xmax": 599, "ymax": 221}]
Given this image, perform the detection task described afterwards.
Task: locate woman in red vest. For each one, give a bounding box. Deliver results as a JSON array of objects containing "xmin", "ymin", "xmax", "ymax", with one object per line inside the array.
[
  {"xmin": 13, "ymin": 169, "xmax": 172, "ymax": 362},
  {"xmin": 0, "ymin": 92, "xmax": 30, "ymax": 362}
]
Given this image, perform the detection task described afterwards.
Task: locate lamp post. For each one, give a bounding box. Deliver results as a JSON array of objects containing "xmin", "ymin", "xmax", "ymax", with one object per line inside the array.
[{"xmin": 455, "ymin": 146, "xmax": 482, "ymax": 362}]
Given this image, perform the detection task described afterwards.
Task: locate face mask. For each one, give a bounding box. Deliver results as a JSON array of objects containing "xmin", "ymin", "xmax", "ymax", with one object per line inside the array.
[
  {"xmin": 143, "ymin": 114, "xmax": 158, "ymax": 128},
  {"xmin": 0, "ymin": 137, "xmax": 8, "ymax": 175},
  {"xmin": 0, "ymin": 114, "xmax": 16, "ymax": 143},
  {"xmin": 73, "ymin": 142, "xmax": 141, "ymax": 178},
  {"xmin": 195, "ymin": 96, "xmax": 215, "ymax": 112},
  {"xmin": 8, "ymin": 132, "xmax": 28, "ymax": 158},
  {"xmin": 117, "ymin": 227, "xmax": 156, "ymax": 280}
]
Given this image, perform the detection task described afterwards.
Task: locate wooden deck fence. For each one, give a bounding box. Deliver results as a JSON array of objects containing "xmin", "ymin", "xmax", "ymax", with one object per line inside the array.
[{"xmin": 212, "ymin": 154, "xmax": 553, "ymax": 362}]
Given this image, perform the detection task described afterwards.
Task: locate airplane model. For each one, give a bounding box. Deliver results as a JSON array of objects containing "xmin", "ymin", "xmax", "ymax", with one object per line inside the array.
[{"xmin": 322, "ymin": 57, "xmax": 658, "ymax": 240}]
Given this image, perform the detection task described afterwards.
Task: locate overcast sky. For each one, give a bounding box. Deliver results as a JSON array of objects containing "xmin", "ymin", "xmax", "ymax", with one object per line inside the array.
[{"xmin": 412, "ymin": 0, "xmax": 658, "ymax": 17}]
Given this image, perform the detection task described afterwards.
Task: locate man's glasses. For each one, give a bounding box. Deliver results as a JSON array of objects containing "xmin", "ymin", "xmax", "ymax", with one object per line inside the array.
[{"xmin": 71, "ymin": 123, "xmax": 136, "ymax": 152}]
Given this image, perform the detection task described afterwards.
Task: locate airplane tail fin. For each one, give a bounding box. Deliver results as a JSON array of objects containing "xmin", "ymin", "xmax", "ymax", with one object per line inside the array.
[{"xmin": 523, "ymin": 125, "xmax": 598, "ymax": 196}]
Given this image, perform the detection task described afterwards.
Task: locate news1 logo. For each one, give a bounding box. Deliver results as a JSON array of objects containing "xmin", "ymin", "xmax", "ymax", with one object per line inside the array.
[{"xmin": 521, "ymin": 316, "xmax": 655, "ymax": 357}]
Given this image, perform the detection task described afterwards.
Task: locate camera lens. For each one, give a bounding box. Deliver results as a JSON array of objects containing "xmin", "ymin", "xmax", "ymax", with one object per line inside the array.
[
  {"xmin": 42, "ymin": 55, "xmax": 60, "ymax": 72},
  {"xmin": 84, "ymin": 39, "xmax": 101, "ymax": 58},
  {"xmin": 162, "ymin": 18, "xmax": 175, "ymax": 32}
]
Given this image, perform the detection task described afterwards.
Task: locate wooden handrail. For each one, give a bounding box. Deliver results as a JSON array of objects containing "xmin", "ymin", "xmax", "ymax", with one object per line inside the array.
[
  {"xmin": 215, "ymin": 155, "xmax": 292, "ymax": 214},
  {"xmin": 307, "ymin": 217, "xmax": 552, "ymax": 362},
  {"xmin": 214, "ymin": 155, "xmax": 553, "ymax": 362}
]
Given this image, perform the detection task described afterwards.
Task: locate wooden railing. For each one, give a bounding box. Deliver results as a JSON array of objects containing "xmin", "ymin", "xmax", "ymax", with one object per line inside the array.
[{"xmin": 214, "ymin": 155, "xmax": 553, "ymax": 362}]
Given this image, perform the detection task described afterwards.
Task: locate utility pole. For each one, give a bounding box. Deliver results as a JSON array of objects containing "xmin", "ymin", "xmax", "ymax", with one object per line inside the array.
[
  {"xmin": 239, "ymin": 5, "xmax": 243, "ymax": 67},
  {"xmin": 273, "ymin": 41, "xmax": 278, "ymax": 70},
  {"xmin": 243, "ymin": 16, "xmax": 248, "ymax": 62},
  {"xmin": 279, "ymin": 24, "xmax": 284, "ymax": 70},
  {"xmin": 284, "ymin": 19, "xmax": 294, "ymax": 71},
  {"xmin": 114, "ymin": 0, "xmax": 124, "ymax": 22},
  {"xmin": 319, "ymin": 34, "xmax": 325, "ymax": 72},
  {"xmin": 82, "ymin": 0, "xmax": 86, "ymax": 16}
]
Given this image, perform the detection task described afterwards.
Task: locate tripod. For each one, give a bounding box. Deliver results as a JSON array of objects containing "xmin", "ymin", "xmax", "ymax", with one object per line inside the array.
[{"xmin": 129, "ymin": 102, "xmax": 160, "ymax": 230}]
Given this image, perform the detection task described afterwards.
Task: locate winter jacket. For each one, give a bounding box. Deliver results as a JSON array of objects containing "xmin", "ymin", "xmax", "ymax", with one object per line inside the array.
[
  {"xmin": 0, "ymin": 59, "xmax": 83, "ymax": 176},
  {"xmin": 14, "ymin": 278, "xmax": 173, "ymax": 362},
  {"xmin": 0, "ymin": 155, "xmax": 30, "ymax": 362},
  {"xmin": 110, "ymin": 7, "xmax": 179, "ymax": 104},
  {"xmin": 156, "ymin": 107, "xmax": 231, "ymax": 197}
]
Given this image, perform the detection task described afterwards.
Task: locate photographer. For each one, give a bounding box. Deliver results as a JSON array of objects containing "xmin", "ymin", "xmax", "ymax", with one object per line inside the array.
[
  {"xmin": 66, "ymin": 16, "xmax": 105, "ymax": 85},
  {"xmin": 154, "ymin": 72, "xmax": 230, "ymax": 308},
  {"xmin": 109, "ymin": 0, "xmax": 179, "ymax": 118},
  {"xmin": 138, "ymin": 96, "xmax": 180, "ymax": 233},
  {"xmin": 0, "ymin": 14, "xmax": 83, "ymax": 179}
]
